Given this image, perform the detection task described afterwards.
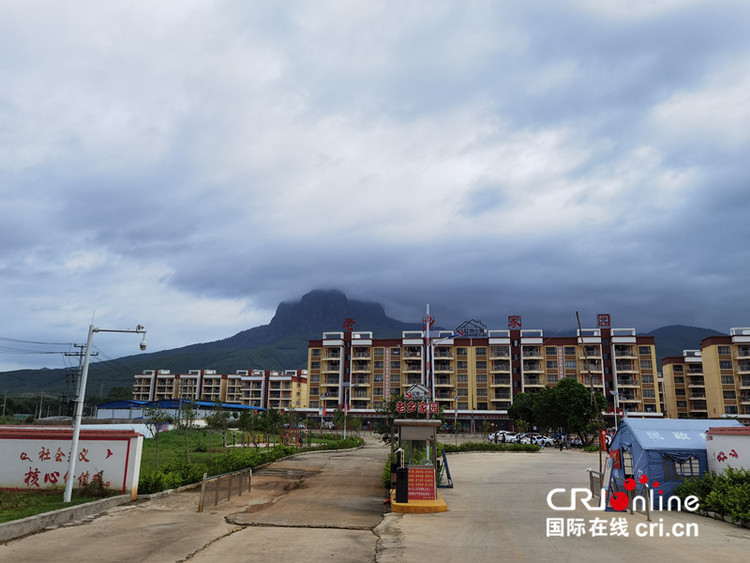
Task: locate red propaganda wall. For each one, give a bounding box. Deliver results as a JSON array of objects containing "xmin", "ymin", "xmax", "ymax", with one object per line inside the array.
[{"xmin": 0, "ymin": 426, "xmax": 144, "ymax": 496}]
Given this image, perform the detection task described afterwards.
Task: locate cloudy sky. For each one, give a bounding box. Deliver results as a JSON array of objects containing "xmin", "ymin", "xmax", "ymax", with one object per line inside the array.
[{"xmin": 2, "ymin": 1, "xmax": 750, "ymax": 370}]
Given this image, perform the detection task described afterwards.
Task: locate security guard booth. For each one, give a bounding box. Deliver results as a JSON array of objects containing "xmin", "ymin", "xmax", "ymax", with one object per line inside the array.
[{"xmin": 391, "ymin": 419, "xmax": 447, "ymax": 513}]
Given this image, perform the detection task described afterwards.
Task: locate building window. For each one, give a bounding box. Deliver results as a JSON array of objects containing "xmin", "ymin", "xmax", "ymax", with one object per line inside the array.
[
  {"xmin": 546, "ymin": 347, "xmax": 557, "ymax": 355},
  {"xmin": 457, "ymin": 361, "xmax": 468, "ymax": 369},
  {"xmin": 457, "ymin": 347, "xmax": 467, "ymax": 356},
  {"xmin": 476, "ymin": 361, "xmax": 487, "ymax": 370},
  {"xmin": 373, "ymin": 387, "xmax": 384, "ymax": 396},
  {"xmin": 720, "ymin": 361, "xmax": 733, "ymax": 370},
  {"xmin": 640, "ymin": 360, "xmax": 653, "ymax": 370},
  {"xmin": 638, "ymin": 346, "xmax": 651, "ymax": 355},
  {"xmin": 457, "ymin": 374, "xmax": 468, "ymax": 383},
  {"xmin": 476, "ymin": 373, "xmax": 487, "ymax": 383},
  {"xmin": 663, "ymin": 456, "xmax": 699, "ymax": 480},
  {"xmin": 674, "ymin": 376, "xmax": 684, "ymax": 384},
  {"xmin": 374, "ymin": 373, "xmax": 383, "ymax": 382},
  {"xmin": 642, "ymin": 374, "xmax": 654, "ymax": 384},
  {"xmin": 391, "ymin": 373, "xmax": 400, "ymax": 382},
  {"xmin": 546, "ymin": 360, "xmax": 558, "ymax": 369},
  {"xmin": 391, "ymin": 347, "xmax": 400, "ymax": 356},
  {"xmin": 725, "ymin": 405, "xmax": 738, "ymax": 414},
  {"xmin": 310, "ymin": 374, "xmax": 320, "ymax": 383},
  {"xmin": 311, "ymin": 349, "xmax": 321, "ymax": 357},
  {"xmin": 476, "ymin": 347, "xmax": 486, "ymax": 356},
  {"xmin": 476, "ymin": 388, "xmax": 487, "ymax": 397},
  {"xmin": 374, "ymin": 361, "xmax": 384, "ymax": 369},
  {"xmin": 643, "ymin": 389, "xmax": 655, "ymax": 398},
  {"xmin": 718, "ymin": 346, "xmax": 731, "ymax": 355},
  {"xmin": 721, "ymin": 375, "xmax": 735, "ymax": 385},
  {"xmin": 374, "ymin": 348, "xmax": 384, "ymax": 356},
  {"xmin": 675, "ymin": 389, "xmax": 685, "ymax": 396},
  {"xmin": 311, "ymin": 361, "xmax": 320, "ymax": 369},
  {"xmin": 565, "ymin": 360, "xmax": 577, "ymax": 369},
  {"xmin": 724, "ymin": 390, "xmax": 737, "ymax": 400}
]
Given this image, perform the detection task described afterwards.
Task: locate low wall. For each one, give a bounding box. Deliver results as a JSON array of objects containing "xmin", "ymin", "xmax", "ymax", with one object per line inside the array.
[{"xmin": 0, "ymin": 494, "xmax": 132, "ymax": 543}]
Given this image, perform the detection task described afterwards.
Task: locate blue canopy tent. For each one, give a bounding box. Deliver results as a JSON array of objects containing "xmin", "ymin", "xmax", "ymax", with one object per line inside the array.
[{"xmin": 608, "ymin": 418, "xmax": 743, "ymax": 499}]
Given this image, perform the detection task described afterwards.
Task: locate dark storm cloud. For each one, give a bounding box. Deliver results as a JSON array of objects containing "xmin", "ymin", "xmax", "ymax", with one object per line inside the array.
[{"xmin": 3, "ymin": 1, "xmax": 750, "ymax": 370}]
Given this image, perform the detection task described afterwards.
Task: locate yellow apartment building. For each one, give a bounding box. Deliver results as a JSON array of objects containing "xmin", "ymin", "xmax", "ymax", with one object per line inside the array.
[
  {"xmin": 661, "ymin": 328, "xmax": 750, "ymax": 423},
  {"xmin": 304, "ymin": 318, "xmax": 660, "ymax": 429}
]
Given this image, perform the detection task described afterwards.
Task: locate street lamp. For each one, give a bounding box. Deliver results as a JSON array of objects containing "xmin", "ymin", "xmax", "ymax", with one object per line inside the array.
[
  {"xmin": 610, "ymin": 390, "xmax": 620, "ymax": 431},
  {"xmin": 64, "ymin": 323, "xmax": 147, "ymax": 503},
  {"xmin": 341, "ymin": 382, "xmax": 351, "ymax": 440}
]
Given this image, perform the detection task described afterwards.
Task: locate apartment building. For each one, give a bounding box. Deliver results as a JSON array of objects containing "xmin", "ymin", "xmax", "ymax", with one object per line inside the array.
[
  {"xmin": 662, "ymin": 328, "xmax": 750, "ymax": 421},
  {"xmin": 132, "ymin": 369, "xmax": 307, "ymax": 411},
  {"xmin": 303, "ymin": 318, "xmax": 660, "ymax": 427}
]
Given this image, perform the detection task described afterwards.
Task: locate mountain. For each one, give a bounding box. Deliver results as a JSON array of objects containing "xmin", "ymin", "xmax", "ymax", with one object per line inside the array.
[
  {"xmin": 0, "ymin": 292, "xmax": 729, "ymax": 399},
  {"xmin": 0, "ymin": 290, "xmax": 422, "ymax": 398},
  {"xmin": 644, "ymin": 324, "xmax": 724, "ymax": 362}
]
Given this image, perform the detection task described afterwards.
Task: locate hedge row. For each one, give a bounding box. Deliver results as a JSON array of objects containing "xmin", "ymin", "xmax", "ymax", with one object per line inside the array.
[
  {"xmin": 139, "ymin": 435, "xmax": 363, "ymax": 494},
  {"xmin": 674, "ymin": 468, "xmax": 750, "ymax": 524}
]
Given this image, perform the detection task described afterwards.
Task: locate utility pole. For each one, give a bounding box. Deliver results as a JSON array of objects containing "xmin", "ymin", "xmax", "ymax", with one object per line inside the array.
[{"xmin": 65, "ymin": 345, "xmax": 97, "ymax": 418}]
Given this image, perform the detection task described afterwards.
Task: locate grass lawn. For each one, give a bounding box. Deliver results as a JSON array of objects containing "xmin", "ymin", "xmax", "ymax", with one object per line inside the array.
[
  {"xmin": 1, "ymin": 428, "xmax": 352, "ymax": 524},
  {"xmin": 0, "ymin": 491, "xmax": 108, "ymax": 524}
]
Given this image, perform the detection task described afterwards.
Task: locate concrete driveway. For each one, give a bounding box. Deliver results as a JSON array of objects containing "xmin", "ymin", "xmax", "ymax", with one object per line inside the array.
[{"xmin": 3, "ymin": 438, "xmax": 750, "ymax": 562}]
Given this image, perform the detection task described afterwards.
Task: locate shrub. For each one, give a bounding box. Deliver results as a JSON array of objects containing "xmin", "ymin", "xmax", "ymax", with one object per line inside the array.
[
  {"xmin": 439, "ymin": 442, "xmax": 540, "ymax": 453},
  {"xmin": 674, "ymin": 468, "xmax": 750, "ymax": 523}
]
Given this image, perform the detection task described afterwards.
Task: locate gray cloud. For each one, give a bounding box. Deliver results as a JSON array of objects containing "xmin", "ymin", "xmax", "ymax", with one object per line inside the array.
[{"xmin": 2, "ymin": 1, "xmax": 750, "ymax": 370}]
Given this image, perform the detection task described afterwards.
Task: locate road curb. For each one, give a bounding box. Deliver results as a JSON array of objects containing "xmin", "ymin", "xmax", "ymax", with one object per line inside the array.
[{"xmin": 0, "ymin": 494, "xmax": 132, "ymax": 543}]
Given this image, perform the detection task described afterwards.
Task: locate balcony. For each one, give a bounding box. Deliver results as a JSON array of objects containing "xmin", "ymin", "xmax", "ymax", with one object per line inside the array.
[
  {"xmin": 522, "ymin": 347, "xmax": 542, "ymax": 358},
  {"xmin": 492, "ymin": 376, "xmax": 511, "ymax": 386},
  {"xmin": 615, "ymin": 361, "xmax": 636, "ymax": 372},
  {"xmin": 490, "ymin": 346, "xmax": 510, "ymax": 358},
  {"xmin": 581, "ymin": 346, "xmax": 601, "ymax": 359},
  {"xmin": 435, "ymin": 377, "xmax": 453, "ymax": 386},
  {"xmin": 524, "ymin": 377, "xmax": 543, "ymax": 387},
  {"xmin": 434, "ymin": 348, "xmax": 453, "ymax": 359},
  {"xmin": 352, "ymin": 361, "xmax": 370, "ymax": 372},
  {"xmin": 523, "ymin": 361, "xmax": 542, "ymax": 373},
  {"xmin": 617, "ymin": 377, "xmax": 639, "ymax": 387},
  {"xmin": 741, "ymin": 377, "xmax": 750, "ymax": 388},
  {"xmin": 434, "ymin": 361, "xmax": 453, "ymax": 373},
  {"xmin": 323, "ymin": 361, "xmax": 341, "ymax": 372},
  {"xmin": 352, "ymin": 376, "xmax": 370, "ymax": 386},
  {"xmin": 619, "ymin": 393, "xmax": 640, "ymax": 403},
  {"xmin": 738, "ymin": 362, "xmax": 750, "ymax": 374},
  {"xmin": 688, "ymin": 377, "xmax": 705, "ymax": 387},
  {"xmin": 491, "ymin": 361, "xmax": 510, "ymax": 372},
  {"xmin": 403, "ymin": 361, "xmax": 422, "ymax": 372},
  {"xmin": 614, "ymin": 346, "xmax": 636, "ymax": 358}
]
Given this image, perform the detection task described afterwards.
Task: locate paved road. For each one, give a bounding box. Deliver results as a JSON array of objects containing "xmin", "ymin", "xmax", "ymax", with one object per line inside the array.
[
  {"xmin": 376, "ymin": 449, "xmax": 750, "ymax": 562},
  {"xmin": 3, "ymin": 439, "xmax": 750, "ymax": 562},
  {"xmin": 1, "ymin": 439, "xmax": 389, "ymax": 563}
]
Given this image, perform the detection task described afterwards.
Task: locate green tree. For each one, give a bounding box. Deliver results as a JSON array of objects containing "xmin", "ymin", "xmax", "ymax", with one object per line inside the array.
[
  {"xmin": 204, "ymin": 403, "xmax": 231, "ymax": 449},
  {"xmin": 532, "ymin": 379, "xmax": 606, "ymax": 444},
  {"xmin": 143, "ymin": 405, "xmax": 172, "ymax": 469},
  {"xmin": 177, "ymin": 400, "xmax": 197, "ymax": 463},
  {"xmin": 508, "ymin": 392, "xmax": 537, "ymax": 430}
]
